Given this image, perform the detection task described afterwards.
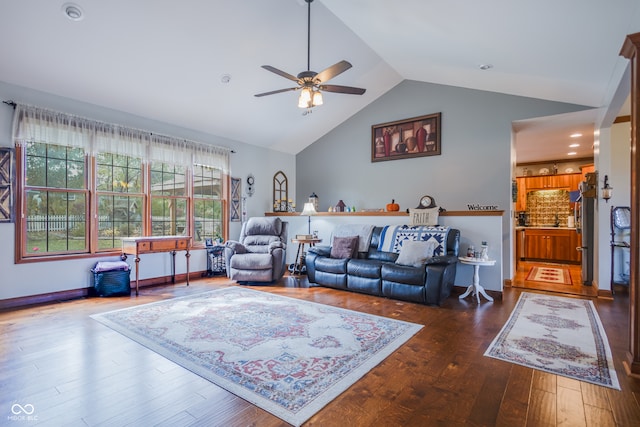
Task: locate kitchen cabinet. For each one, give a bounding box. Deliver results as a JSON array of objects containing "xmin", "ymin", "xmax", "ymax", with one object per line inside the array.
[
  {"xmin": 525, "ymin": 174, "xmax": 576, "ymax": 190},
  {"xmin": 570, "ymin": 174, "xmax": 583, "ymax": 192},
  {"xmin": 523, "ymin": 228, "xmax": 581, "ymax": 263}
]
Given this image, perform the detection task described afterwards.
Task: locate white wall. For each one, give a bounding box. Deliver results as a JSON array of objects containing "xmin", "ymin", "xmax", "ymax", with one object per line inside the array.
[
  {"xmin": 0, "ymin": 81, "xmax": 294, "ymax": 301},
  {"xmin": 594, "ymin": 121, "xmax": 631, "ymax": 292},
  {"xmin": 295, "ymin": 80, "xmax": 591, "ymax": 286}
]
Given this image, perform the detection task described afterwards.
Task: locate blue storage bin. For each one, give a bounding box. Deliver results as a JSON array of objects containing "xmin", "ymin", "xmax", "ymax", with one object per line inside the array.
[{"xmin": 91, "ymin": 263, "xmax": 131, "ymax": 297}]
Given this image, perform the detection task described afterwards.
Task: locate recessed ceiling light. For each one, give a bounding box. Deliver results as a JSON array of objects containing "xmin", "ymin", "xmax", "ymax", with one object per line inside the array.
[
  {"xmin": 479, "ymin": 64, "xmax": 493, "ymax": 70},
  {"xmin": 570, "ymin": 133, "xmax": 582, "ymax": 138},
  {"xmin": 567, "ymin": 152, "xmax": 577, "ymax": 156},
  {"xmin": 62, "ymin": 3, "xmax": 83, "ymax": 21},
  {"xmin": 220, "ymin": 74, "xmax": 231, "ymax": 84}
]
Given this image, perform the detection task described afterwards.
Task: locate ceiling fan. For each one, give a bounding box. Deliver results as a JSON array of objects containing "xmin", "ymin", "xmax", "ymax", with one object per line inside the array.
[{"xmin": 254, "ymin": 0, "xmax": 366, "ymax": 110}]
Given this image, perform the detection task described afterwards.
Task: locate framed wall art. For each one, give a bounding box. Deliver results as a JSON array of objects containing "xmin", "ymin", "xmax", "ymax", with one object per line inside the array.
[
  {"xmin": 230, "ymin": 177, "xmax": 241, "ymax": 222},
  {"xmin": 371, "ymin": 113, "xmax": 441, "ymax": 162},
  {"xmin": 0, "ymin": 147, "xmax": 13, "ymax": 222}
]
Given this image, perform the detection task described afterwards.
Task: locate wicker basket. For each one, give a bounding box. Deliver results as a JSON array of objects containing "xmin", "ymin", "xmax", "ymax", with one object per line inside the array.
[{"xmin": 91, "ymin": 268, "xmax": 131, "ymax": 297}]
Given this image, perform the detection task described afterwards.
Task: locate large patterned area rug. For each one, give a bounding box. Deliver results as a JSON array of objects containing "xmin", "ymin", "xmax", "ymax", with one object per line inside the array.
[
  {"xmin": 485, "ymin": 292, "xmax": 620, "ymax": 389},
  {"xmin": 91, "ymin": 287, "xmax": 422, "ymax": 426}
]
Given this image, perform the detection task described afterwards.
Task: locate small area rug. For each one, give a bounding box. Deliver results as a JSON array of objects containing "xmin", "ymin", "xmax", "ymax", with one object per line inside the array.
[
  {"xmin": 526, "ymin": 266, "xmax": 572, "ymax": 285},
  {"xmin": 484, "ymin": 292, "xmax": 619, "ymax": 389},
  {"xmin": 91, "ymin": 287, "xmax": 422, "ymax": 426}
]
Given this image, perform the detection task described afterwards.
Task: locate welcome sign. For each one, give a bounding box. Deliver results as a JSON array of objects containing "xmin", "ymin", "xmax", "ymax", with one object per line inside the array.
[{"xmin": 467, "ymin": 204, "xmax": 499, "ymax": 211}]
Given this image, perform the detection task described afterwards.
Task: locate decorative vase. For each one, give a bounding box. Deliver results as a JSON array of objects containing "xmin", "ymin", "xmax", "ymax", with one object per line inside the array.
[
  {"xmin": 383, "ymin": 131, "xmax": 391, "ymax": 157},
  {"xmin": 480, "ymin": 241, "xmax": 489, "ymax": 260},
  {"xmin": 416, "ymin": 126, "xmax": 426, "ymax": 152}
]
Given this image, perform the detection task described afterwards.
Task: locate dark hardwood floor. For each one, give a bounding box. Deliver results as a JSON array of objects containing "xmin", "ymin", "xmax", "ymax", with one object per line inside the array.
[{"xmin": 1, "ymin": 271, "xmax": 639, "ymax": 426}]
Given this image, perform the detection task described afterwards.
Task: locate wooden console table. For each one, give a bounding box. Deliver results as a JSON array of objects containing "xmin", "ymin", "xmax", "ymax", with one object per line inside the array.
[{"xmin": 121, "ymin": 236, "xmax": 191, "ymax": 295}]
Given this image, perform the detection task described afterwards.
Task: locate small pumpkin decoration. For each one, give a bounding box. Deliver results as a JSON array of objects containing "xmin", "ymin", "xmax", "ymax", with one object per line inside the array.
[{"xmin": 386, "ymin": 199, "xmax": 400, "ymax": 212}]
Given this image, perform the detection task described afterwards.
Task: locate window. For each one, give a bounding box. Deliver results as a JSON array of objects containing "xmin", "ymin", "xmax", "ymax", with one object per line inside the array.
[
  {"xmin": 13, "ymin": 104, "xmax": 230, "ymax": 262},
  {"xmin": 96, "ymin": 153, "xmax": 144, "ymax": 250},
  {"xmin": 150, "ymin": 163, "xmax": 188, "ymax": 236},
  {"xmin": 24, "ymin": 142, "xmax": 88, "ymax": 255},
  {"xmin": 193, "ymin": 164, "xmax": 224, "ymax": 243}
]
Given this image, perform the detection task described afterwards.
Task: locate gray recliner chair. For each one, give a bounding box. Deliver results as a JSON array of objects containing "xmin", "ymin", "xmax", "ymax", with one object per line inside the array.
[{"xmin": 224, "ymin": 217, "xmax": 288, "ymax": 283}]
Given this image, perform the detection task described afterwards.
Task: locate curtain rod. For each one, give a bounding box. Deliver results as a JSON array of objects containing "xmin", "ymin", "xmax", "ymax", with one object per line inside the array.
[{"xmin": 3, "ymin": 100, "xmax": 17, "ymax": 108}]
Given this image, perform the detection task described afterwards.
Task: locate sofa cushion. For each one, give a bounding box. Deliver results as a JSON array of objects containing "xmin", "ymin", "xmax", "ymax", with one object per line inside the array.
[
  {"xmin": 229, "ymin": 253, "xmax": 273, "ymax": 270},
  {"xmin": 315, "ymin": 256, "xmax": 349, "ymax": 274},
  {"xmin": 381, "ymin": 263, "xmax": 425, "ymax": 286},
  {"xmin": 347, "ymin": 259, "xmax": 383, "ymax": 278},
  {"xmin": 244, "ymin": 217, "xmax": 282, "ymax": 236},
  {"xmin": 330, "ymin": 236, "xmax": 359, "ymax": 259},
  {"xmin": 395, "ymin": 240, "xmax": 437, "ymax": 267}
]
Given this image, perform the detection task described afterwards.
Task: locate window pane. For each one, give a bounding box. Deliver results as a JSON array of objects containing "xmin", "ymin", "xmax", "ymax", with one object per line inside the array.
[
  {"xmin": 193, "ymin": 164, "xmax": 222, "ymax": 198},
  {"xmin": 96, "ymin": 153, "xmax": 142, "ymax": 193},
  {"xmin": 97, "ymin": 195, "xmax": 143, "ymax": 250},
  {"xmin": 46, "ymin": 158, "xmax": 67, "ymax": 188},
  {"xmin": 151, "ymin": 163, "xmax": 186, "ymax": 196},
  {"xmin": 26, "ymin": 147, "xmax": 46, "ymax": 187},
  {"xmin": 67, "ymin": 159, "xmax": 85, "ymax": 189},
  {"xmin": 27, "ymin": 144, "xmax": 86, "ymax": 190},
  {"xmin": 194, "ymin": 198, "xmax": 222, "ymax": 243},
  {"xmin": 151, "ymin": 197, "xmax": 187, "ymax": 236},
  {"xmin": 25, "ymin": 190, "xmax": 87, "ymax": 254}
]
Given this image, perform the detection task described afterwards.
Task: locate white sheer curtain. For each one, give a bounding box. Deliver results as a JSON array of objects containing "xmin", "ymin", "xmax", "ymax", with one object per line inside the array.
[{"xmin": 12, "ymin": 104, "xmax": 230, "ymax": 171}]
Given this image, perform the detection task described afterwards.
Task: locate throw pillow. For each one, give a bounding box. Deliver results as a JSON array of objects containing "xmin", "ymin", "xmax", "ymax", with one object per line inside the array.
[
  {"xmin": 395, "ymin": 240, "xmax": 437, "ymax": 267},
  {"xmin": 330, "ymin": 236, "xmax": 359, "ymax": 259},
  {"xmin": 409, "ymin": 207, "xmax": 439, "ymax": 226}
]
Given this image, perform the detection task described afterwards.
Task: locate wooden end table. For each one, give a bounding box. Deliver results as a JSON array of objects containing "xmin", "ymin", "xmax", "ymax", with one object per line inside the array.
[{"xmin": 290, "ymin": 238, "xmax": 322, "ymax": 275}]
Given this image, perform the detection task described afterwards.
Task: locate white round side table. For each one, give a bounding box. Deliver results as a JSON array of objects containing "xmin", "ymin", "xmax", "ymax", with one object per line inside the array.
[{"xmin": 458, "ymin": 256, "xmax": 496, "ymax": 304}]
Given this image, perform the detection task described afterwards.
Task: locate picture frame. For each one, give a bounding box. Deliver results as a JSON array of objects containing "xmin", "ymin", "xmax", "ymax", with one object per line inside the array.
[
  {"xmin": 0, "ymin": 147, "xmax": 14, "ymax": 223},
  {"xmin": 205, "ymin": 238, "xmax": 214, "ymax": 247},
  {"xmin": 230, "ymin": 177, "xmax": 241, "ymax": 222},
  {"xmin": 371, "ymin": 113, "xmax": 441, "ymax": 162}
]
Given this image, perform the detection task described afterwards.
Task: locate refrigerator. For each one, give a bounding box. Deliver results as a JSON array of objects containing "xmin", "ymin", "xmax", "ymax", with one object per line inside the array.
[{"xmin": 575, "ymin": 174, "xmax": 596, "ymax": 285}]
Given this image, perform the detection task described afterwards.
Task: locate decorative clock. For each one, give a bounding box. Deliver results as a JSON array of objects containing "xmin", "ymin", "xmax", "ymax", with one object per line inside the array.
[
  {"xmin": 246, "ymin": 174, "xmax": 255, "ymax": 196},
  {"xmin": 415, "ymin": 195, "xmax": 436, "ymax": 209}
]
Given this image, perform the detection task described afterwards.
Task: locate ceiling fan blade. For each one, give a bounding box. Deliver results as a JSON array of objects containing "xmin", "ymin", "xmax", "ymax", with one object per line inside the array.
[
  {"xmin": 261, "ymin": 65, "xmax": 299, "ymax": 82},
  {"xmin": 315, "ymin": 60, "xmax": 352, "ymax": 83},
  {"xmin": 319, "ymin": 84, "xmax": 366, "ymax": 95},
  {"xmin": 254, "ymin": 87, "xmax": 299, "ymax": 97}
]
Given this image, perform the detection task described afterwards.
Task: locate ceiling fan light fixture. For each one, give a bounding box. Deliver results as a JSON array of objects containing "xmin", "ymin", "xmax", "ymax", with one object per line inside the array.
[
  {"xmin": 255, "ymin": 0, "xmax": 365, "ymax": 108},
  {"xmin": 298, "ymin": 88, "xmax": 312, "ymax": 108},
  {"xmin": 312, "ymin": 90, "xmax": 323, "ymax": 106}
]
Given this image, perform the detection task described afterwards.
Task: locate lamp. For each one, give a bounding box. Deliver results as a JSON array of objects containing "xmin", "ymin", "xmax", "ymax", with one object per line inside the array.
[
  {"xmin": 301, "ymin": 202, "xmax": 317, "ymax": 234},
  {"xmin": 602, "ymin": 175, "xmax": 613, "ymax": 202}
]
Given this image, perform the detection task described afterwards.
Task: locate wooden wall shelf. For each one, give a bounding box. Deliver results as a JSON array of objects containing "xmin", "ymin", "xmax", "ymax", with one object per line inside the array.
[{"xmin": 265, "ymin": 210, "xmax": 504, "ymax": 217}]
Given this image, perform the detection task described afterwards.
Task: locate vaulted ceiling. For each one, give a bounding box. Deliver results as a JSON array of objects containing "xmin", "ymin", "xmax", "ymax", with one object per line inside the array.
[{"xmin": 0, "ymin": 0, "xmax": 638, "ymax": 160}]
